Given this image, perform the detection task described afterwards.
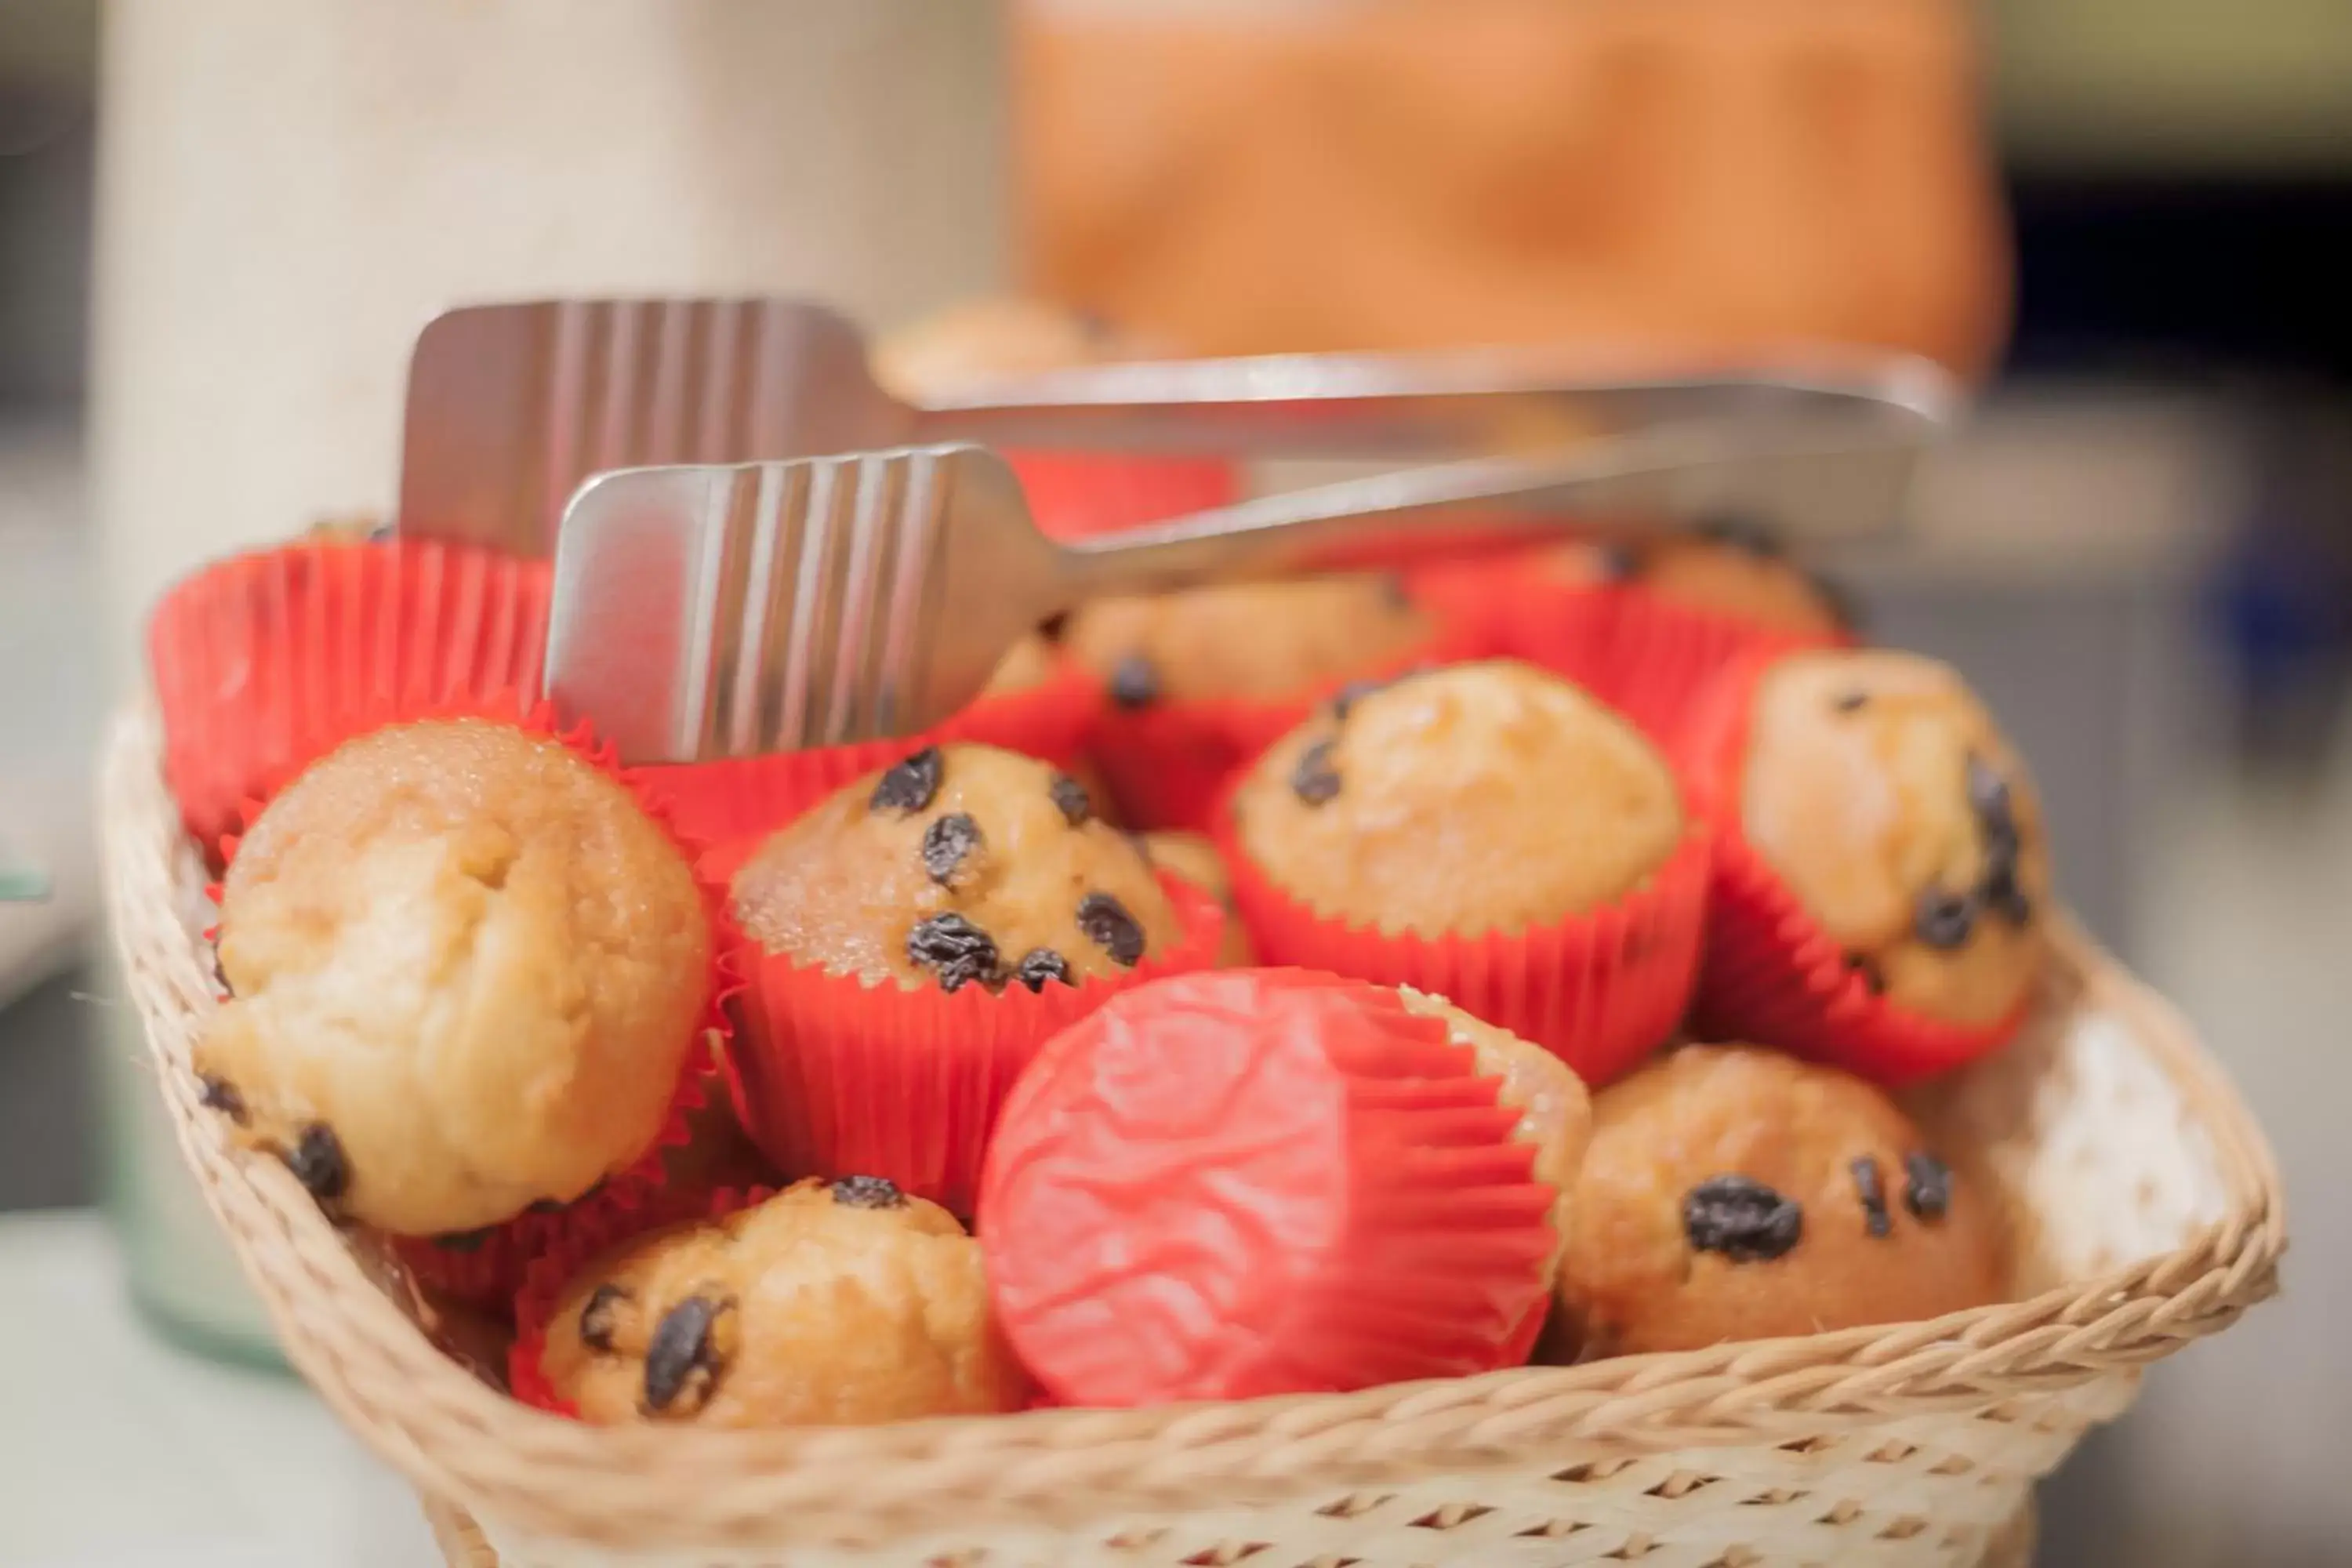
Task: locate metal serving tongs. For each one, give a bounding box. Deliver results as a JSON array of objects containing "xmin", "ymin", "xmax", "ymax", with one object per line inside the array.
[
  {"xmin": 543, "ymin": 406, "xmax": 1950, "ymax": 766},
  {"xmin": 397, "ymin": 297, "xmax": 1956, "ymax": 557}
]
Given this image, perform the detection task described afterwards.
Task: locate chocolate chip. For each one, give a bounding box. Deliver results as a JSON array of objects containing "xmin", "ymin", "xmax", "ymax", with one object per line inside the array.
[
  {"xmin": 1037, "ymin": 611, "xmax": 1070, "ymax": 642},
  {"xmin": 921, "ymin": 812, "xmax": 983, "ymax": 884},
  {"xmin": 1291, "ymin": 739, "xmax": 1342, "ymax": 806},
  {"xmin": 1965, "ymin": 754, "xmax": 2013, "ymax": 825},
  {"xmin": 1697, "ymin": 514, "xmax": 1784, "ymax": 559},
  {"xmin": 642, "ymin": 1294, "xmax": 735, "ymax": 1415},
  {"xmin": 1593, "ymin": 542, "xmax": 1642, "ymax": 583},
  {"xmin": 1833, "ymin": 690, "xmax": 1870, "ymax": 713},
  {"xmin": 365, "ymin": 519, "xmax": 398, "ymax": 543},
  {"xmin": 1904, "ymin": 1152, "xmax": 1952, "ymax": 1221},
  {"xmin": 831, "ymin": 1174, "xmax": 907, "ymax": 1210},
  {"xmin": 871, "ymin": 746, "xmax": 943, "ymax": 814},
  {"xmin": 579, "ymin": 1283, "xmax": 632, "ymax": 1352},
  {"xmin": 1984, "ymin": 871, "xmax": 2033, "ymax": 927},
  {"xmin": 1076, "ymin": 891, "xmax": 1146, "ymax": 967},
  {"xmin": 1049, "ymin": 772, "xmax": 1093, "ymax": 828},
  {"xmin": 906, "ymin": 913, "xmax": 1000, "ymax": 993},
  {"xmin": 1845, "ymin": 952, "xmax": 1886, "ymax": 996},
  {"xmin": 1914, "ymin": 887, "xmax": 1976, "ymax": 949},
  {"xmin": 1683, "ymin": 1174, "xmax": 1803, "ymax": 1261},
  {"xmin": 1013, "ymin": 947, "xmax": 1073, "ymax": 992},
  {"xmin": 198, "ymin": 1073, "xmax": 246, "ymax": 1123},
  {"xmin": 1850, "ymin": 1156, "xmax": 1892, "ymax": 1238},
  {"xmin": 284, "ymin": 1123, "xmax": 349, "ymax": 1203},
  {"xmin": 1380, "ymin": 572, "xmax": 1414, "ymax": 610},
  {"xmin": 434, "ymin": 1228, "xmax": 492, "ymax": 1253},
  {"xmin": 1330, "ymin": 677, "xmax": 1385, "ymax": 722},
  {"xmin": 1109, "ymin": 655, "xmax": 1160, "ymax": 710}
]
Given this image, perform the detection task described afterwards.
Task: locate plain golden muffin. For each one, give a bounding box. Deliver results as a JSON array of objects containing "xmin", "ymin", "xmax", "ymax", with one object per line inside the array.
[
  {"xmin": 539, "ymin": 1177, "xmax": 1022, "ymax": 1426},
  {"xmin": 1555, "ymin": 1045, "xmax": 2002, "ymax": 1358},
  {"xmin": 196, "ymin": 720, "xmax": 712, "ymax": 1236},
  {"xmin": 731, "ymin": 743, "xmax": 1181, "ymax": 992},
  {"xmin": 1232, "ymin": 660, "xmax": 1683, "ymax": 937},
  {"xmin": 1398, "ymin": 988, "xmax": 1593, "ymax": 1284},
  {"xmin": 1063, "ymin": 575, "xmax": 1434, "ymax": 705},
  {"xmin": 1741, "ymin": 650, "xmax": 2049, "ymax": 1026}
]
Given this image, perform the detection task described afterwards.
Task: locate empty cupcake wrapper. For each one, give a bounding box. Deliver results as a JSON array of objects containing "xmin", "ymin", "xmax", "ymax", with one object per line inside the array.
[
  {"xmin": 979, "ymin": 971, "xmax": 1557, "ymax": 1406},
  {"xmin": 150, "ymin": 537, "xmax": 551, "ymax": 850},
  {"xmin": 720, "ymin": 870, "xmax": 1230, "ymax": 1219}
]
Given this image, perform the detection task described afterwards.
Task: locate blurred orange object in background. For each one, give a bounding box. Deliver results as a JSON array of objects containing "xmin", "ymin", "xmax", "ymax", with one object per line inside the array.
[{"xmin": 1016, "ymin": 0, "xmax": 2010, "ymax": 377}]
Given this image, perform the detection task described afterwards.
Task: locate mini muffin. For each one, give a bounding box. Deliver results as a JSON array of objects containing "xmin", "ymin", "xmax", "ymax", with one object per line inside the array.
[
  {"xmin": 1557, "ymin": 518, "xmax": 1850, "ymax": 639},
  {"xmin": 731, "ymin": 742, "xmax": 1181, "ymax": 993},
  {"xmin": 980, "ymin": 970, "xmax": 1562, "ymax": 1405},
  {"xmin": 1221, "ymin": 660, "xmax": 1704, "ymax": 1080},
  {"xmin": 1065, "ymin": 574, "xmax": 1436, "ymax": 706},
  {"xmin": 1232, "ymin": 660, "xmax": 1682, "ymax": 938},
  {"xmin": 1555, "ymin": 1044, "xmax": 2003, "ymax": 1357},
  {"xmin": 1138, "ymin": 830, "xmax": 1254, "ymax": 965},
  {"xmin": 197, "ymin": 718, "xmax": 713, "ymax": 1236},
  {"xmin": 1686, "ymin": 649, "xmax": 2050, "ymax": 1078},
  {"xmin": 535, "ymin": 1177, "xmax": 1022, "ymax": 1425}
]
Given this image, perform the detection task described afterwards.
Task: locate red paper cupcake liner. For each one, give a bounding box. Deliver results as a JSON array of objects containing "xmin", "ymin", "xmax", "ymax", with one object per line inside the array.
[
  {"xmin": 978, "ymin": 970, "xmax": 1559, "ymax": 1406},
  {"xmin": 1004, "ymin": 450, "xmax": 1240, "ymax": 541},
  {"xmin": 721, "ymin": 871, "xmax": 1229, "ymax": 1219},
  {"xmin": 1214, "ymin": 793, "xmax": 1709, "ymax": 1087},
  {"xmin": 1508, "ymin": 579, "xmax": 1847, "ymax": 749},
  {"xmin": 1675, "ymin": 648, "xmax": 2027, "ymax": 1084},
  {"xmin": 150, "ymin": 537, "xmax": 551, "ymax": 849},
  {"xmin": 508, "ymin": 1184, "xmax": 777, "ymax": 1416},
  {"xmin": 625, "ymin": 655, "xmax": 1102, "ymax": 858},
  {"xmin": 1085, "ymin": 621, "xmax": 1497, "ymax": 832},
  {"xmin": 213, "ymin": 696, "xmax": 745, "ymax": 1310}
]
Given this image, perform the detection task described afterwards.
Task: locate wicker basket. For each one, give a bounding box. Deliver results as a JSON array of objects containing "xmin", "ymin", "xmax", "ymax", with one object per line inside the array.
[{"xmin": 100, "ymin": 702, "xmax": 2283, "ymax": 1568}]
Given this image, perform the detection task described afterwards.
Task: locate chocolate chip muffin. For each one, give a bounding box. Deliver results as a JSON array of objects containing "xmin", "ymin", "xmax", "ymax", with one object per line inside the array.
[
  {"xmin": 1398, "ymin": 988, "xmax": 1593, "ymax": 1281},
  {"xmin": 196, "ymin": 719, "xmax": 713, "ymax": 1236},
  {"xmin": 1555, "ymin": 1044, "xmax": 2002, "ymax": 1357},
  {"xmin": 731, "ymin": 742, "xmax": 1181, "ymax": 993},
  {"xmin": 1138, "ymin": 830, "xmax": 1254, "ymax": 965},
  {"xmin": 537, "ymin": 1177, "xmax": 1022, "ymax": 1425},
  {"xmin": 1231, "ymin": 660, "xmax": 1684, "ymax": 937},
  {"xmin": 1065, "ymin": 574, "xmax": 1436, "ymax": 706},
  {"xmin": 1548, "ymin": 518, "xmax": 1850, "ymax": 637},
  {"xmin": 1739, "ymin": 650, "xmax": 2048, "ymax": 1028}
]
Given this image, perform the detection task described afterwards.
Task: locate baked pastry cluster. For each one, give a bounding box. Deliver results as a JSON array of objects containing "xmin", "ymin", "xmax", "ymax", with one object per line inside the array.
[{"xmin": 159, "ymin": 429, "xmax": 2055, "ymax": 1432}]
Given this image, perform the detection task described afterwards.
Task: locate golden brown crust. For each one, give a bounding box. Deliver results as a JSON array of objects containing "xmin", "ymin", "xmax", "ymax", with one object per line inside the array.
[
  {"xmin": 1232, "ymin": 660, "xmax": 1683, "ymax": 936},
  {"xmin": 1063, "ymin": 575, "xmax": 1434, "ymax": 703},
  {"xmin": 1556, "ymin": 1045, "xmax": 2003, "ymax": 1358},
  {"xmin": 1397, "ymin": 989, "xmax": 1592, "ymax": 1285},
  {"xmin": 1742, "ymin": 650, "xmax": 2049, "ymax": 1025},
  {"xmin": 540, "ymin": 1178, "xmax": 1023, "ymax": 1426},
  {"xmin": 731, "ymin": 743, "xmax": 1180, "ymax": 989},
  {"xmin": 196, "ymin": 720, "xmax": 711, "ymax": 1236}
]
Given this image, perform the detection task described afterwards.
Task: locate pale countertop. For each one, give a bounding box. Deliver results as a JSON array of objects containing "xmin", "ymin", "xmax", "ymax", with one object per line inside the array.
[{"xmin": 0, "ymin": 1210, "xmax": 438, "ymax": 1568}]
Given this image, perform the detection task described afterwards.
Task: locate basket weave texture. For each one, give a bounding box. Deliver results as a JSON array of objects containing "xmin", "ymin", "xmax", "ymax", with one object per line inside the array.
[{"xmin": 100, "ymin": 702, "xmax": 2282, "ymax": 1568}]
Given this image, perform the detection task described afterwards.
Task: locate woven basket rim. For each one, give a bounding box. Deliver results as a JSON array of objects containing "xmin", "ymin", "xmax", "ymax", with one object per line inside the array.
[{"xmin": 99, "ymin": 701, "xmax": 2285, "ymax": 1552}]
